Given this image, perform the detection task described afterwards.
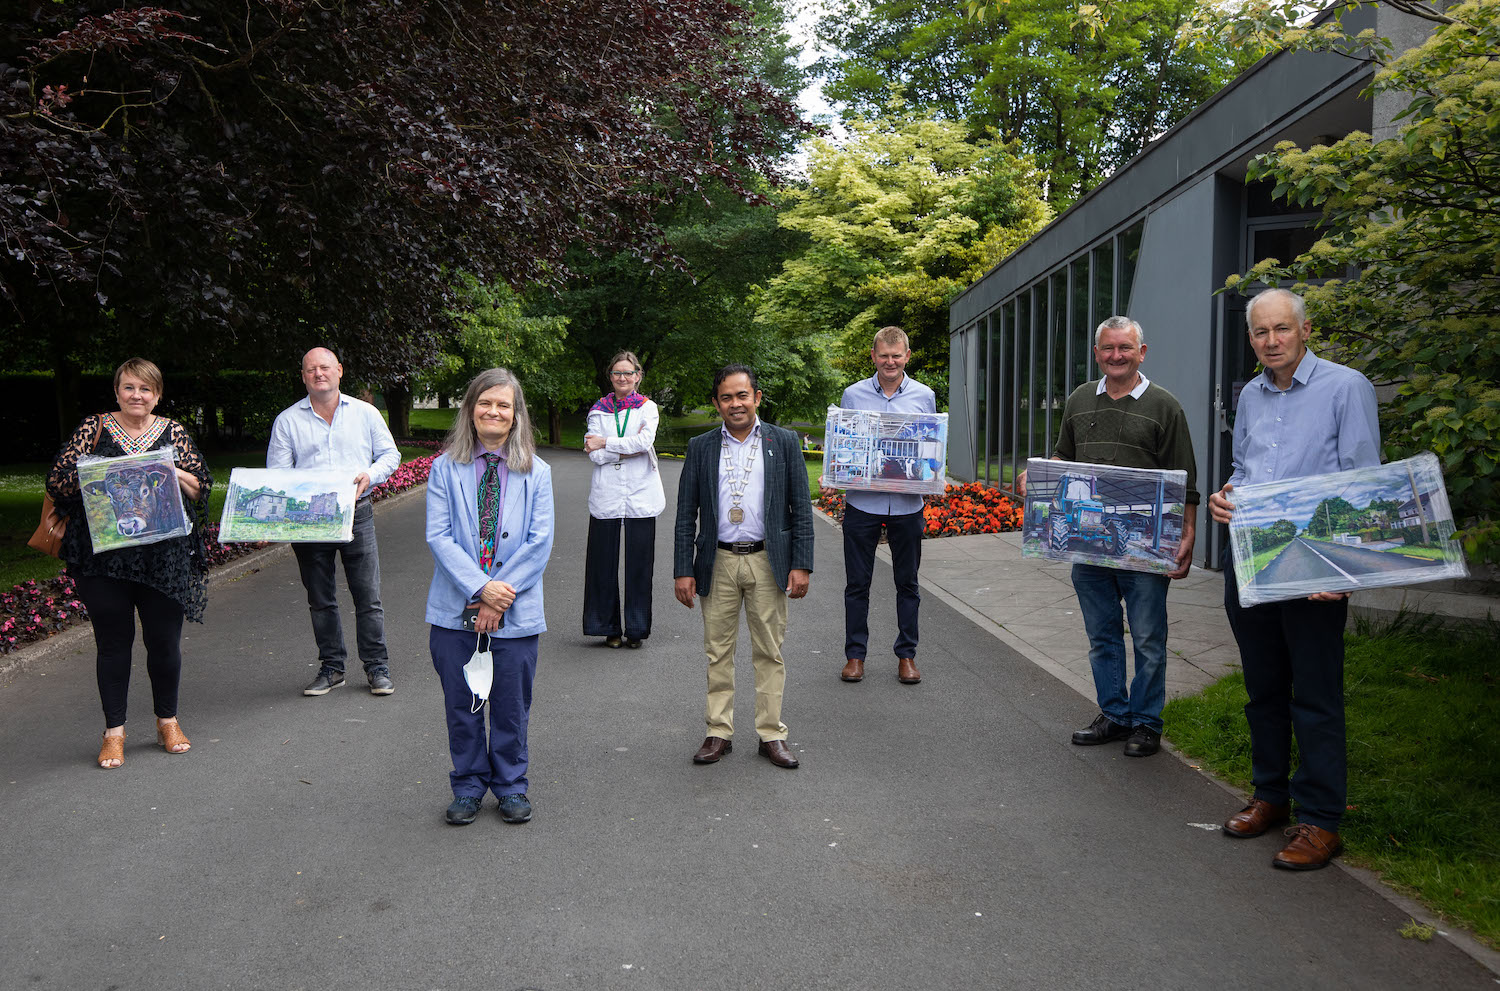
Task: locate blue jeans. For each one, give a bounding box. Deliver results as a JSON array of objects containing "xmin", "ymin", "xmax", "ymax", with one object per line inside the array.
[
  {"xmin": 843, "ymin": 504, "xmax": 924, "ymax": 661},
  {"xmin": 1071, "ymin": 564, "xmax": 1170, "ymax": 732},
  {"xmin": 292, "ymin": 500, "xmax": 388, "ymax": 676}
]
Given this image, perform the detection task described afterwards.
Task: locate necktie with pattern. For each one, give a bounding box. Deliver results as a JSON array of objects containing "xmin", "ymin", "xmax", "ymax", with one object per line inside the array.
[{"xmin": 478, "ymin": 453, "xmax": 502, "ymax": 572}]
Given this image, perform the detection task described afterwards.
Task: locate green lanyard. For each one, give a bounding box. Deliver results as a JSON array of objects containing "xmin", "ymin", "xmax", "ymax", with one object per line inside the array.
[{"xmin": 613, "ymin": 408, "xmax": 632, "ymax": 437}]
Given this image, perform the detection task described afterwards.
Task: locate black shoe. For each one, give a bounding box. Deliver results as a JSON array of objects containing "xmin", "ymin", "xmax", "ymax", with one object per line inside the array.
[
  {"xmin": 1123, "ymin": 726, "xmax": 1161, "ymax": 757},
  {"xmin": 624, "ymin": 637, "xmax": 642, "ymax": 649},
  {"xmin": 367, "ymin": 672, "xmax": 394, "ymax": 696},
  {"xmin": 445, "ymin": 795, "xmax": 482, "ymax": 825},
  {"xmin": 303, "ymin": 671, "xmax": 345, "ymax": 696},
  {"xmin": 1072, "ymin": 713, "xmax": 1130, "ymax": 746},
  {"xmin": 605, "ymin": 636, "xmax": 622, "ymax": 648},
  {"xmin": 498, "ymin": 793, "xmax": 532, "ymax": 824}
]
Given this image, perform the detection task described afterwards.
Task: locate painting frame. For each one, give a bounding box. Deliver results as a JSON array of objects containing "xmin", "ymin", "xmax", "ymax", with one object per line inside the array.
[
  {"xmin": 820, "ymin": 406, "xmax": 950, "ymax": 496},
  {"xmin": 218, "ymin": 468, "xmax": 358, "ymax": 544},
  {"xmin": 1021, "ymin": 458, "xmax": 1189, "ymax": 575},
  {"xmin": 77, "ymin": 448, "xmax": 193, "ymax": 554},
  {"xmin": 1228, "ymin": 452, "xmax": 1468, "ymax": 607}
]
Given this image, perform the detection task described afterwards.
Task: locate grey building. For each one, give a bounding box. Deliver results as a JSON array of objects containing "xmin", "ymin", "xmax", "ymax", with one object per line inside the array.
[{"xmin": 947, "ymin": 5, "xmax": 1435, "ymax": 568}]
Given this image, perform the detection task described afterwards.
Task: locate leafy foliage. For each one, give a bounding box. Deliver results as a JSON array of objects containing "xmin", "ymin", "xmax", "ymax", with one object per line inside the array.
[
  {"xmin": 754, "ymin": 107, "xmax": 1051, "ymax": 403},
  {"xmin": 1220, "ymin": 0, "xmax": 1500, "ymax": 561},
  {"xmin": 815, "ymin": 0, "xmax": 1255, "ymax": 205}
]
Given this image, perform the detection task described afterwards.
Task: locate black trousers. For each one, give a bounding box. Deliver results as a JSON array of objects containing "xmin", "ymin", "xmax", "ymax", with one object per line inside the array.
[
  {"xmin": 75, "ymin": 575, "xmax": 184, "ymax": 727},
  {"xmin": 842, "ymin": 504, "xmax": 924, "ymax": 661},
  {"xmin": 1224, "ymin": 565, "xmax": 1348, "ymax": 832},
  {"xmin": 582, "ymin": 516, "xmax": 655, "ymax": 640}
]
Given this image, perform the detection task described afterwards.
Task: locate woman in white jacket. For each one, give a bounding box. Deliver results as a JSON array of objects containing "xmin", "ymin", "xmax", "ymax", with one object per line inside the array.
[{"xmin": 582, "ymin": 350, "xmax": 666, "ymax": 648}]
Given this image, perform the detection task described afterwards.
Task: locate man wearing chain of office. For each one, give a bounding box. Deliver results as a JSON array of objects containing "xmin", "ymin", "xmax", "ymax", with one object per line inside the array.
[{"xmin": 674, "ymin": 364, "xmax": 815, "ymax": 770}]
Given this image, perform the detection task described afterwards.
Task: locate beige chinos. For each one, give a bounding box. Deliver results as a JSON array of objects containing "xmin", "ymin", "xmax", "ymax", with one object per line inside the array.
[{"xmin": 702, "ymin": 550, "xmax": 788, "ymax": 742}]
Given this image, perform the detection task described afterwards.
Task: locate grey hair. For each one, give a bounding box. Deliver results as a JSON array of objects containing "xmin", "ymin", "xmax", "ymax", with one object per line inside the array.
[
  {"xmin": 443, "ymin": 367, "xmax": 536, "ymax": 473},
  {"xmin": 873, "ymin": 325, "xmax": 910, "ymax": 351},
  {"xmin": 1245, "ymin": 287, "xmax": 1307, "ymax": 330},
  {"xmin": 1094, "ymin": 316, "xmax": 1144, "ymax": 347}
]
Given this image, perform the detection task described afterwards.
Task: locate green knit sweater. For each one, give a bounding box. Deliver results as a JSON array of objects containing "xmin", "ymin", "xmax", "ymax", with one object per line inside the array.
[{"xmin": 1053, "ymin": 380, "xmax": 1199, "ymax": 505}]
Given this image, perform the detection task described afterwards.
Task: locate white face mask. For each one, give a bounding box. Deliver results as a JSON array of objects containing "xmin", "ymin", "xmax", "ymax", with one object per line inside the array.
[{"xmin": 462, "ymin": 632, "xmax": 493, "ymax": 712}]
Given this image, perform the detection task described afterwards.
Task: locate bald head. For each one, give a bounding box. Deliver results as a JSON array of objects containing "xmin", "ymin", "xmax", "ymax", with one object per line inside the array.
[{"xmin": 300, "ymin": 347, "xmax": 343, "ymax": 402}]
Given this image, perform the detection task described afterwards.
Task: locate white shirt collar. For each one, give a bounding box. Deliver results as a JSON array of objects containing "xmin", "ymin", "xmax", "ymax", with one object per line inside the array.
[{"xmin": 1095, "ymin": 372, "xmax": 1150, "ymax": 399}]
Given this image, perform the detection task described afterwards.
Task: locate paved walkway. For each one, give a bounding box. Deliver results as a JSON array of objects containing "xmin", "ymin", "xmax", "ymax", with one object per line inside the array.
[{"xmin": 2, "ymin": 449, "xmax": 1495, "ymax": 990}]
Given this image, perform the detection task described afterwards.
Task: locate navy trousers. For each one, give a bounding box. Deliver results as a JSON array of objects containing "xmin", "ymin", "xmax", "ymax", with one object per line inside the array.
[
  {"xmin": 842, "ymin": 504, "xmax": 924, "ymax": 661},
  {"xmin": 429, "ymin": 625, "xmax": 538, "ymax": 800},
  {"xmin": 1223, "ymin": 565, "xmax": 1348, "ymax": 832},
  {"xmin": 582, "ymin": 515, "xmax": 655, "ymax": 640}
]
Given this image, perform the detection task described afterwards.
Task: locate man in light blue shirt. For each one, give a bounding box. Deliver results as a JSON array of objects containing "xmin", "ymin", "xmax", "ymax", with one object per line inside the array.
[
  {"xmin": 268, "ymin": 347, "xmax": 401, "ymax": 697},
  {"xmin": 838, "ymin": 327, "xmax": 937, "ymax": 687},
  {"xmin": 1208, "ymin": 288, "xmax": 1380, "ymax": 871}
]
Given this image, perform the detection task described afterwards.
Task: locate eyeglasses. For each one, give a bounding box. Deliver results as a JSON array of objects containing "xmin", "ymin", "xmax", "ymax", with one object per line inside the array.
[{"xmin": 609, "ymin": 370, "xmax": 639, "ymax": 377}]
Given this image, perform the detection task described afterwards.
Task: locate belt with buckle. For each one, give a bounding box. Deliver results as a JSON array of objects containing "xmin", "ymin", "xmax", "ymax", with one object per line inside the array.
[{"xmin": 717, "ymin": 540, "xmax": 765, "ymax": 555}]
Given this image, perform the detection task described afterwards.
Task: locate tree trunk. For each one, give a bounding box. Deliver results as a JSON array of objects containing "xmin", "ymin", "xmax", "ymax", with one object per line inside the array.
[
  {"xmin": 547, "ymin": 401, "xmax": 561, "ymax": 445},
  {"xmin": 385, "ymin": 381, "xmax": 412, "ymax": 438},
  {"xmin": 51, "ymin": 344, "xmax": 81, "ymax": 445}
]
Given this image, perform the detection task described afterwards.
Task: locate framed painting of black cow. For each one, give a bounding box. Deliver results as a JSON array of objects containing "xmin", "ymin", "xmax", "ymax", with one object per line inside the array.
[
  {"xmin": 77, "ymin": 448, "xmax": 193, "ymax": 553},
  {"xmin": 1228, "ymin": 452, "xmax": 1469, "ymax": 606},
  {"xmin": 217, "ymin": 467, "xmax": 357, "ymax": 543}
]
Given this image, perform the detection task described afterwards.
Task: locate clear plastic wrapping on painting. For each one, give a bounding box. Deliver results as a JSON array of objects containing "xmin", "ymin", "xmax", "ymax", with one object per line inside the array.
[
  {"xmin": 1020, "ymin": 458, "xmax": 1188, "ymax": 575},
  {"xmin": 77, "ymin": 448, "xmax": 192, "ymax": 554},
  {"xmin": 819, "ymin": 406, "xmax": 949, "ymax": 495},
  {"xmin": 218, "ymin": 468, "xmax": 358, "ymax": 543},
  {"xmin": 1228, "ymin": 452, "xmax": 1468, "ymax": 607}
]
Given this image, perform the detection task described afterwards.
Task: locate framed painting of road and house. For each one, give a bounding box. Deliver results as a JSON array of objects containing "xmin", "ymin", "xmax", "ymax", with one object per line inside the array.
[
  {"xmin": 77, "ymin": 448, "xmax": 194, "ymax": 554},
  {"xmin": 821, "ymin": 406, "xmax": 950, "ymax": 496},
  {"xmin": 1228, "ymin": 452, "xmax": 1469, "ymax": 607},
  {"xmin": 1021, "ymin": 458, "xmax": 1189, "ymax": 575},
  {"xmin": 217, "ymin": 468, "xmax": 357, "ymax": 543}
]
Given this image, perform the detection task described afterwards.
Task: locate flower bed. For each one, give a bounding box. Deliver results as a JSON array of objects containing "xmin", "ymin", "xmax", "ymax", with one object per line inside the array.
[
  {"xmin": 0, "ymin": 453, "xmax": 440, "ymax": 655},
  {"xmin": 814, "ymin": 482, "xmax": 1022, "ymax": 538}
]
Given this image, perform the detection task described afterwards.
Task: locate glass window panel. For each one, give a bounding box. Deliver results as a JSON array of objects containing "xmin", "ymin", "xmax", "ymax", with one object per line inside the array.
[
  {"xmin": 998, "ymin": 300, "xmax": 1014, "ymax": 485},
  {"xmin": 1050, "ymin": 269, "xmax": 1067, "ymax": 450},
  {"xmin": 1070, "ymin": 255, "xmax": 1091, "ymax": 389},
  {"xmin": 1028, "ymin": 282, "xmax": 1048, "ymax": 460},
  {"xmin": 1117, "ymin": 220, "xmax": 1144, "ymax": 316},
  {"xmin": 1014, "ymin": 290, "xmax": 1030, "ymax": 483},
  {"xmin": 974, "ymin": 318, "xmax": 986, "ymax": 484},
  {"xmin": 1091, "ymin": 241, "xmax": 1114, "ymax": 327}
]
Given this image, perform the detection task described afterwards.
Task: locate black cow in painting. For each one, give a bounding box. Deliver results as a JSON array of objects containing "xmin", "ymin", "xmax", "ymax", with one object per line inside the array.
[{"xmin": 84, "ymin": 464, "xmax": 177, "ymax": 536}]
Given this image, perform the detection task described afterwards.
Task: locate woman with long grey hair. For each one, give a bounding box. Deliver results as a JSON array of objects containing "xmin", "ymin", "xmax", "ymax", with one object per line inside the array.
[{"xmin": 424, "ymin": 368, "xmax": 554, "ymax": 826}]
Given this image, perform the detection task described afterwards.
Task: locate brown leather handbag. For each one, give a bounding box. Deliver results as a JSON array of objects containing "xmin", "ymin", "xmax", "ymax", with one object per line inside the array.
[{"xmin": 28, "ymin": 493, "xmax": 68, "ymax": 558}]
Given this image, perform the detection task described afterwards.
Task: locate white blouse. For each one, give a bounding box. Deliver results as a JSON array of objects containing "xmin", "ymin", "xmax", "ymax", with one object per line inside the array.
[{"xmin": 586, "ymin": 399, "xmax": 666, "ymax": 519}]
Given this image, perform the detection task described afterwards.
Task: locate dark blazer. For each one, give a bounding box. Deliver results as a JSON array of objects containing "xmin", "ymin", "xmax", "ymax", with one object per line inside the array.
[{"xmin": 673, "ymin": 420, "xmax": 814, "ymax": 594}]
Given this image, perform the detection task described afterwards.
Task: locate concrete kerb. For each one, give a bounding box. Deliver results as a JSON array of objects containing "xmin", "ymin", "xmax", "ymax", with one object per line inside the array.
[
  {"xmin": 0, "ymin": 482, "xmax": 429, "ymax": 685},
  {"xmin": 810, "ymin": 505, "xmax": 1500, "ymax": 976}
]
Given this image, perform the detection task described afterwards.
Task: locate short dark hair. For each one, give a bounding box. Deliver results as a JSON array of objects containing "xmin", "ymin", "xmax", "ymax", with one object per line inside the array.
[{"xmin": 711, "ymin": 364, "xmax": 758, "ymax": 399}]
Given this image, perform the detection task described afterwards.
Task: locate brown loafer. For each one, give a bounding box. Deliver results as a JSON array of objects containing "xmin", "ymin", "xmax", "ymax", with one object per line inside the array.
[
  {"xmin": 692, "ymin": 737, "xmax": 731, "ymax": 764},
  {"xmin": 758, "ymin": 740, "xmax": 799, "ymax": 768},
  {"xmin": 1273, "ymin": 823, "xmax": 1342, "ymax": 870},
  {"xmin": 897, "ymin": 657, "xmax": 921, "ymax": 684},
  {"xmin": 840, "ymin": 658, "xmax": 864, "ymax": 682},
  {"xmin": 1223, "ymin": 798, "xmax": 1291, "ymax": 838}
]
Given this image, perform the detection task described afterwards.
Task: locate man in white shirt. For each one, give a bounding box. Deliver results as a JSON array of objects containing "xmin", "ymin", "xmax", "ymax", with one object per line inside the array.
[
  {"xmin": 673, "ymin": 365, "xmax": 814, "ymax": 769},
  {"xmin": 268, "ymin": 347, "xmax": 400, "ymax": 697}
]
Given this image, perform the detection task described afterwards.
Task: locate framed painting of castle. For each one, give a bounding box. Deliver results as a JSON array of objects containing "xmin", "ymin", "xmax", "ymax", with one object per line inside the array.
[
  {"xmin": 1228, "ymin": 452, "xmax": 1468, "ymax": 607},
  {"xmin": 820, "ymin": 406, "xmax": 949, "ymax": 496},
  {"xmin": 1020, "ymin": 458, "xmax": 1189, "ymax": 575},
  {"xmin": 217, "ymin": 468, "xmax": 358, "ymax": 543}
]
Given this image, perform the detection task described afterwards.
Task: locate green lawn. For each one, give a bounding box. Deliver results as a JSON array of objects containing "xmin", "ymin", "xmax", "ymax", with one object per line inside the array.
[{"xmin": 1163, "ymin": 615, "xmax": 1500, "ymax": 947}]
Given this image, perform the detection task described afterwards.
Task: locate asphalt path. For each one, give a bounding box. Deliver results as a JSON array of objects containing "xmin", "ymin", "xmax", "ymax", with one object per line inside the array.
[
  {"xmin": 1, "ymin": 449, "xmax": 1491, "ymax": 991},
  {"xmin": 1258, "ymin": 536, "xmax": 1447, "ymax": 585}
]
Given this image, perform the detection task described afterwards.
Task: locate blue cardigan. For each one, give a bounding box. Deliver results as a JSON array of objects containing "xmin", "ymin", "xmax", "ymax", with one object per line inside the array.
[{"xmin": 424, "ymin": 451, "xmax": 553, "ymax": 637}]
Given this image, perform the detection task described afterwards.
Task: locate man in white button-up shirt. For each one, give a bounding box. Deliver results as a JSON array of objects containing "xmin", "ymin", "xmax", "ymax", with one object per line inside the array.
[{"xmin": 268, "ymin": 347, "xmax": 400, "ymax": 698}]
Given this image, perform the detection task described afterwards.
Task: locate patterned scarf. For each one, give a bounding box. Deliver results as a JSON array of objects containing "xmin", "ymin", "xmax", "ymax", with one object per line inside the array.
[{"xmin": 590, "ymin": 391, "xmax": 649, "ymax": 414}]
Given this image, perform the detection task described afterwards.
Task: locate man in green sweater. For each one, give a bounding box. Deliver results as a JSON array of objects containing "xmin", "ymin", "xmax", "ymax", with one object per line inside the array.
[{"xmin": 1020, "ymin": 316, "xmax": 1198, "ymax": 756}]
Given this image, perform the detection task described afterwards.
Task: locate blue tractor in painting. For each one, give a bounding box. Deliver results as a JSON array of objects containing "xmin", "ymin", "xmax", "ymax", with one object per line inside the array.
[{"xmin": 1049, "ymin": 472, "xmax": 1131, "ymax": 556}]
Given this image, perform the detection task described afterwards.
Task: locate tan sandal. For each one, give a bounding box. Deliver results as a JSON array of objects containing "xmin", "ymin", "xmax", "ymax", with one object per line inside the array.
[
  {"xmin": 156, "ymin": 718, "xmax": 190, "ymax": 754},
  {"xmin": 98, "ymin": 731, "xmax": 125, "ymax": 769}
]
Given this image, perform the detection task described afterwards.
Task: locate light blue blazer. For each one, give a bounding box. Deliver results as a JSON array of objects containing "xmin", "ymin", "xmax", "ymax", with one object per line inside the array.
[{"xmin": 424, "ymin": 451, "xmax": 553, "ymax": 637}]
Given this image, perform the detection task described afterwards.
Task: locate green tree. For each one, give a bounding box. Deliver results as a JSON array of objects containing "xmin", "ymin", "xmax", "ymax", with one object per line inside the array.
[
  {"xmin": 1216, "ymin": 0, "xmax": 1500, "ymax": 561},
  {"xmin": 754, "ymin": 107, "xmax": 1051, "ymax": 404},
  {"xmin": 817, "ymin": 0, "xmax": 1254, "ymax": 205}
]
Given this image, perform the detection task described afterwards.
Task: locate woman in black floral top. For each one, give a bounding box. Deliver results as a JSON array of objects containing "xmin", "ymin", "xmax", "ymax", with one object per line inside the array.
[{"xmin": 46, "ymin": 358, "xmax": 212, "ymax": 769}]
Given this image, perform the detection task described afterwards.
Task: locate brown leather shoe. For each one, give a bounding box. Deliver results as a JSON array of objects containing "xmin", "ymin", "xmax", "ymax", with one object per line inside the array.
[
  {"xmin": 840, "ymin": 658, "xmax": 864, "ymax": 682},
  {"xmin": 692, "ymin": 737, "xmax": 731, "ymax": 764},
  {"xmin": 1222, "ymin": 798, "xmax": 1291, "ymax": 838},
  {"xmin": 758, "ymin": 740, "xmax": 799, "ymax": 768},
  {"xmin": 1273, "ymin": 823, "xmax": 1342, "ymax": 870},
  {"xmin": 897, "ymin": 657, "xmax": 921, "ymax": 684}
]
